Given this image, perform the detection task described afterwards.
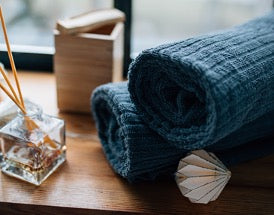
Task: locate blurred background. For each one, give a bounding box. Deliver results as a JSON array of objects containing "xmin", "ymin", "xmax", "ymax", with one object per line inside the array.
[
  {"xmin": 0, "ymin": 0, "xmax": 273, "ymax": 59},
  {"xmin": 132, "ymin": 0, "xmax": 273, "ymax": 55}
]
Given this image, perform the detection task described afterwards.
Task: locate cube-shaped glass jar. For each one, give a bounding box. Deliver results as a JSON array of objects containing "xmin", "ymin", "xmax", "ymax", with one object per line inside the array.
[{"xmin": 0, "ymin": 101, "xmax": 66, "ymax": 185}]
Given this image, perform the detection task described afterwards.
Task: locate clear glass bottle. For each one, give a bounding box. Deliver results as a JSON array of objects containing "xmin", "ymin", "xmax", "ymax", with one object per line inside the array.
[{"xmin": 0, "ymin": 101, "xmax": 66, "ymax": 185}]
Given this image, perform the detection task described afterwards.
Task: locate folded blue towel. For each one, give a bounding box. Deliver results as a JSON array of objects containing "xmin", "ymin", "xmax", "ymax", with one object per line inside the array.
[
  {"xmin": 92, "ymin": 11, "xmax": 274, "ymax": 181},
  {"xmin": 128, "ymin": 11, "xmax": 274, "ymax": 150},
  {"xmin": 92, "ymin": 82, "xmax": 274, "ymax": 181}
]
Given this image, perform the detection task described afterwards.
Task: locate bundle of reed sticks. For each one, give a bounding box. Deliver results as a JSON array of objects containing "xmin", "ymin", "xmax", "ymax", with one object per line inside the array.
[
  {"xmin": 0, "ymin": 6, "xmax": 26, "ymax": 115},
  {"xmin": 0, "ymin": 7, "xmax": 57, "ymax": 148}
]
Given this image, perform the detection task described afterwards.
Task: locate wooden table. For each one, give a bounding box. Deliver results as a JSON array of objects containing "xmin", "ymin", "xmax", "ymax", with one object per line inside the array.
[{"xmin": 0, "ymin": 72, "xmax": 273, "ymax": 215}]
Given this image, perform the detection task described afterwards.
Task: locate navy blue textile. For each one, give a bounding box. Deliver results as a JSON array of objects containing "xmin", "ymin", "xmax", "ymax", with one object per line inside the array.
[
  {"xmin": 128, "ymin": 11, "xmax": 274, "ymax": 150},
  {"xmin": 92, "ymin": 11, "xmax": 274, "ymax": 181},
  {"xmin": 92, "ymin": 83, "xmax": 274, "ymax": 181}
]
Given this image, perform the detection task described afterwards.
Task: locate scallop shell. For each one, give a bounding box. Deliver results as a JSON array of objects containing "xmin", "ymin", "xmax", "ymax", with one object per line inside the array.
[{"xmin": 175, "ymin": 150, "xmax": 231, "ymax": 204}]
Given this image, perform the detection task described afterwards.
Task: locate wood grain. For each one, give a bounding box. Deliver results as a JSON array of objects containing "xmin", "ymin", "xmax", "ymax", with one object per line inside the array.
[
  {"xmin": 0, "ymin": 72, "xmax": 273, "ymax": 215},
  {"xmin": 54, "ymin": 21, "xmax": 124, "ymax": 113}
]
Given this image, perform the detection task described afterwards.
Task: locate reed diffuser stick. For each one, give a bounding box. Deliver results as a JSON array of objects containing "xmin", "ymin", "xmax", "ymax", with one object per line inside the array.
[
  {"xmin": 0, "ymin": 83, "xmax": 26, "ymax": 114},
  {"xmin": 0, "ymin": 66, "xmax": 20, "ymax": 103},
  {"xmin": 0, "ymin": 6, "xmax": 25, "ymax": 109},
  {"xmin": 0, "ymin": 6, "xmax": 57, "ymax": 149}
]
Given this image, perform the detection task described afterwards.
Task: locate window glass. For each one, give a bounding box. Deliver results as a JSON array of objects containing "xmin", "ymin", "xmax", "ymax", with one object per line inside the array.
[
  {"xmin": 132, "ymin": 0, "xmax": 273, "ymax": 55},
  {"xmin": 0, "ymin": 0, "xmax": 112, "ymax": 47}
]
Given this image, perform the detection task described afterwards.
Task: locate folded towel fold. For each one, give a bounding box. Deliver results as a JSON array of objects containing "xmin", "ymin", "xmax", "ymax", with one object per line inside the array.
[
  {"xmin": 128, "ymin": 11, "xmax": 274, "ymax": 150},
  {"xmin": 92, "ymin": 83, "xmax": 183, "ymax": 181},
  {"xmin": 91, "ymin": 82, "xmax": 274, "ymax": 181}
]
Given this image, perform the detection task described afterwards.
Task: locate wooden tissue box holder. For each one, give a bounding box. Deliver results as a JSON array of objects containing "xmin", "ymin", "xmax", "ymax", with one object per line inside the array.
[{"xmin": 54, "ymin": 22, "xmax": 124, "ymax": 113}]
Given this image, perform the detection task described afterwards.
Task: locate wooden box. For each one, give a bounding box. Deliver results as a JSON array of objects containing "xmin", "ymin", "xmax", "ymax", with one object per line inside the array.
[{"xmin": 54, "ymin": 22, "xmax": 124, "ymax": 113}]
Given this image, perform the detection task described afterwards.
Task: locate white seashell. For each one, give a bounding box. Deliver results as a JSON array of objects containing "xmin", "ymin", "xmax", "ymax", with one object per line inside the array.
[{"xmin": 175, "ymin": 150, "xmax": 231, "ymax": 204}]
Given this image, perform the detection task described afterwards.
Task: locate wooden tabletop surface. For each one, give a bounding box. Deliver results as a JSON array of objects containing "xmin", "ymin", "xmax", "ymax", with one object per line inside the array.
[{"xmin": 0, "ymin": 72, "xmax": 273, "ymax": 215}]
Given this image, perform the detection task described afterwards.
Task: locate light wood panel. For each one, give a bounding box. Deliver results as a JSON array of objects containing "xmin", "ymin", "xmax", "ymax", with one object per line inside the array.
[{"xmin": 54, "ymin": 22, "xmax": 124, "ymax": 113}]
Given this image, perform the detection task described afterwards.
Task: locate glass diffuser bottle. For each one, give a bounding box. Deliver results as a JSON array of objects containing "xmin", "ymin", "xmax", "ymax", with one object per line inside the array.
[
  {"xmin": 0, "ymin": 101, "xmax": 66, "ymax": 185},
  {"xmin": 0, "ymin": 6, "xmax": 66, "ymax": 185}
]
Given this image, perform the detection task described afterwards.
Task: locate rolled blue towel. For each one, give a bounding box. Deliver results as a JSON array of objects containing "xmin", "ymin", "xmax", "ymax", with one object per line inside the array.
[
  {"xmin": 91, "ymin": 82, "xmax": 274, "ymax": 181},
  {"xmin": 128, "ymin": 11, "xmax": 274, "ymax": 150}
]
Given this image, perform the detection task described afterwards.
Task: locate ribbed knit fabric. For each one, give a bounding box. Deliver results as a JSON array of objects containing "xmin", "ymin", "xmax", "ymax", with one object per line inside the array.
[
  {"xmin": 128, "ymin": 11, "xmax": 274, "ymax": 150},
  {"xmin": 92, "ymin": 82, "xmax": 274, "ymax": 181},
  {"xmin": 92, "ymin": 83, "xmax": 184, "ymax": 181},
  {"xmin": 92, "ymin": 11, "xmax": 274, "ymax": 181}
]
